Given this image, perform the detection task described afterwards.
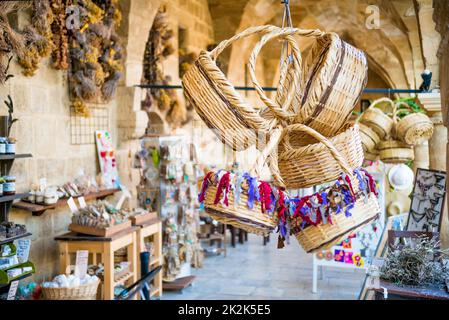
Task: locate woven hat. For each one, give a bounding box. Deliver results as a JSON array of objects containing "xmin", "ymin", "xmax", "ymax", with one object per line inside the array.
[{"xmin": 387, "ymin": 164, "xmax": 414, "ymax": 190}]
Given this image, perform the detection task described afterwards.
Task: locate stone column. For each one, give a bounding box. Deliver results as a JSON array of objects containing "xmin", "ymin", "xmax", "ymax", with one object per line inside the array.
[
  {"xmin": 417, "ymin": 92, "xmax": 448, "ymax": 247},
  {"xmin": 412, "ymin": 141, "xmax": 429, "ymax": 173}
]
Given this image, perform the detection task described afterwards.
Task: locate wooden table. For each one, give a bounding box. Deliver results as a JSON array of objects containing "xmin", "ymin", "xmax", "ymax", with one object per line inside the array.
[
  {"xmin": 374, "ymin": 280, "xmax": 449, "ymax": 300},
  {"xmin": 55, "ymin": 226, "xmax": 139, "ymax": 300},
  {"xmin": 135, "ymin": 218, "xmax": 162, "ymax": 298}
]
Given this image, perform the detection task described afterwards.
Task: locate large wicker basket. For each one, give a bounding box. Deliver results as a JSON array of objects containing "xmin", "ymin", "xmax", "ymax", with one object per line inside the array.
[
  {"xmin": 378, "ymin": 139, "xmax": 414, "ymax": 164},
  {"xmin": 393, "ymin": 102, "xmax": 433, "ymax": 146},
  {"xmin": 260, "ymin": 30, "xmax": 368, "ymax": 146},
  {"xmin": 200, "ymin": 128, "xmax": 283, "ymax": 235},
  {"xmin": 42, "ymin": 278, "xmax": 100, "ymax": 300},
  {"xmin": 276, "ymin": 123, "xmax": 364, "ymax": 189},
  {"xmin": 182, "ymin": 25, "xmax": 303, "ymax": 151},
  {"xmin": 359, "ymin": 98, "xmax": 395, "ymax": 139}
]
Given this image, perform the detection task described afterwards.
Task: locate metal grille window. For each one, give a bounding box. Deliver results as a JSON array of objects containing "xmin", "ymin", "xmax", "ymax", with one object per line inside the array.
[{"xmin": 70, "ymin": 106, "xmax": 109, "ymax": 145}]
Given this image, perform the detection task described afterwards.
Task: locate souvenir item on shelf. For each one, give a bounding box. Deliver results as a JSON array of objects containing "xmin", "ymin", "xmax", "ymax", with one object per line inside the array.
[
  {"xmin": 406, "ymin": 168, "xmax": 447, "ymax": 232},
  {"xmin": 182, "ymin": 25, "xmax": 302, "ymax": 151},
  {"xmin": 0, "ymin": 222, "xmax": 27, "ymax": 240},
  {"xmin": 70, "ymin": 201, "xmax": 130, "ymax": 230},
  {"xmin": 393, "ymin": 101, "xmax": 433, "ymax": 146},
  {"xmin": 44, "ymin": 187, "xmax": 59, "ymax": 205},
  {"xmin": 388, "ymin": 164, "xmax": 414, "ymax": 191},
  {"xmin": 3, "ymin": 176, "xmax": 15, "ymax": 195},
  {"xmin": 0, "ymin": 261, "xmax": 35, "ymax": 285},
  {"xmin": 254, "ymin": 28, "xmax": 368, "ymax": 147},
  {"xmin": 378, "ymin": 139, "xmax": 414, "ymax": 164},
  {"xmin": 0, "ymin": 255, "xmax": 19, "ymax": 270},
  {"xmin": 276, "ymin": 123, "xmax": 364, "ymax": 189},
  {"xmin": 359, "ymin": 123, "xmax": 380, "ymax": 153},
  {"xmin": 290, "ymin": 168, "xmax": 380, "ymax": 253},
  {"xmin": 137, "ymin": 186, "xmax": 159, "ymax": 212},
  {"xmin": 359, "ymin": 98, "xmax": 395, "ymax": 139},
  {"xmin": 0, "ymin": 177, "xmax": 4, "ymax": 196},
  {"xmin": 0, "ymin": 138, "xmax": 6, "ymax": 154},
  {"xmin": 95, "ymin": 131, "xmax": 119, "ymax": 188}
]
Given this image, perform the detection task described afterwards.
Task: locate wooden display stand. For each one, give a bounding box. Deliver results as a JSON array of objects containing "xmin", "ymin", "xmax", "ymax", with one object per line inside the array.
[
  {"xmin": 135, "ymin": 218, "xmax": 163, "ymax": 298},
  {"xmin": 55, "ymin": 226, "xmax": 139, "ymax": 300}
]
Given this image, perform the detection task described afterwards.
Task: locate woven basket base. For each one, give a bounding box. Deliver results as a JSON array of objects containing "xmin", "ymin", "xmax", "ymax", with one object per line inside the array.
[{"xmin": 293, "ymin": 193, "xmax": 380, "ymax": 253}]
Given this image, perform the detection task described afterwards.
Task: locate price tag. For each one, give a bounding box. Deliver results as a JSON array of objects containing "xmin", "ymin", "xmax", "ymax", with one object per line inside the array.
[
  {"xmin": 74, "ymin": 250, "xmax": 88, "ymax": 279},
  {"xmin": 7, "ymin": 281, "xmax": 19, "ymax": 300},
  {"xmin": 78, "ymin": 196, "xmax": 87, "ymax": 209},
  {"xmin": 67, "ymin": 197, "xmax": 78, "ymax": 213},
  {"xmin": 16, "ymin": 239, "xmax": 31, "ymax": 263}
]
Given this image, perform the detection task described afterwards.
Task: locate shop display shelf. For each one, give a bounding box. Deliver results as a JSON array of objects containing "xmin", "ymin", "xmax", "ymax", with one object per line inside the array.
[
  {"xmin": 0, "ymin": 193, "xmax": 31, "ymax": 204},
  {"xmin": 0, "ymin": 232, "xmax": 32, "ymax": 246},
  {"xmin": 13, "ymin": 188, "xmax": 120, "ymax": 216},
  {"xmin": 0, "ymin": 154, "xmax": 32, "ymax": 161},
  {"xmin": 114, "ymin": 272, "xmax": 134, "ymax": 286},
  {"xmin": 0, "ymin": 243, "xmax": 16, "ymax": 257},
  {"xmin": 0, "ymin": 261, "xmax": 35, "ymax": 286},
  {"xmin": 0, "ymin": 272, "xmax": 32, "ymax": 289}
]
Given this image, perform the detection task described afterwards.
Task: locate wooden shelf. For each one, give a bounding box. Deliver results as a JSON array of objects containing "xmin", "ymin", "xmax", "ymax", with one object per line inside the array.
[
  {"xmin": 163, "ymin": 275, "xmax": 195, "ymax": 291},
  {"xmin": 114, "ymin": 272, "xmax": 134, "ymax": 286},
  {"xmin": 150, "ymin": 288, "xmax": 160, "ymax": 297},
  {"xmin": 0, "ymin": 154, "xmax": 32, "ymax": 161},
  {"xmin": 0, "ymin": 193, "xmax": 30, "ymax": 204},
  {"xmin": 13, "ymin": 188, "xmax": 120, "ymax": 216},
  {"xmin": 0, "ymin": 232, "xmax": 32, "ymax": 246},
  {"xmin": 0, "ymin": 272, "xmax": 33, "ymax": 289}
]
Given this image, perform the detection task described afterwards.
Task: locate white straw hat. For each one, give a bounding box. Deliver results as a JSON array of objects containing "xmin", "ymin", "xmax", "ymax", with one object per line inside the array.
[{"xmin": 388, "ymin": 164, "xmax": 414, "ymax": 190}]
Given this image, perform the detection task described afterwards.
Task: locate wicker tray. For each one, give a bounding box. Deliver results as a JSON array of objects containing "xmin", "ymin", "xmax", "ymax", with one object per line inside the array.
[
  {"xmin": 130, "ymin": 212, "xmax": 158, "ymax": 226},
  {"xmin": 69, "ymin": 220, "xmax": 132, "ymax": 237}
]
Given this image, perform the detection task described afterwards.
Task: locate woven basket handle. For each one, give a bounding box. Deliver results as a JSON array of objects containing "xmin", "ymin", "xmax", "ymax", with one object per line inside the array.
[
  {"xmin": 368, "ymin": 97, "xmax": 395, "ymax": 115},
  {"xmin": 248, "ymin": 28, "xmax": 325, "ymax": 122},
  {"xmin": 247, "ymin": 30, "xmax": 302, "ymax": 122},
  {"xmin": 392, "ymin": 101, "xmax": 414, "ymax": 123},
  {"xmin": 280, "ymin": 123, "xmax": 354, "ymax": 178},
  {"xmin": 249, "ymin": 125, "xmax": 283, "ymax": 178},
  {"xmin": 209, "ymin": 25, "xmax": 280, "ymax": 61}
]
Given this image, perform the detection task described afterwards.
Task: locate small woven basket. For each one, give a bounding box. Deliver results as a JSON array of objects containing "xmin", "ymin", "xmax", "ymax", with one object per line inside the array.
[
  {"xmin": 359, "ymin": 123, "xmax": 380, "ymax": 153},
  {"xmin": 276, "ymin": 123, "xmax": 364, "ymax": 189},
  {"xmin": 364, "ymin": 148, "xmax": 379, "ymax": 162},
  {"xmin": 359, "ymin": 98, "xmax": 395, "ymax": 139},
  {"xmin": 201, "ymin": 127, "xmax": 283, "ymax": 235},
  {"xmin": 378, "ymin": 139, "xmax": 414, "ymax": 164},
  {"xmin": 182, "ymin": 25, "xmax": 302, "ymax": 151},
  {"xmin": 41, "ymin": 266, "xmax": 100, "ymax": 300},
  {"xmin": 293, "ymin": 193, "xmax": 380, "ymax": 253},
  {"xmin": 393, "ymin": 102, "xmax": 433, "ymax": 145}
]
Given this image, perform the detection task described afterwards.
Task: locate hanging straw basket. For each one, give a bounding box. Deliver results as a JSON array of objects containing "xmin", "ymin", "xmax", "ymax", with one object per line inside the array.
[
  {"xmin": 364, "ymin": 148, "xmax": 379, "ymax": 162},
  {"xmin": 359, "ymin": 123, "xmax": 380, "ymax": 153},
  {"xmin": 41, "ymin": 266, "xmax": 100, "ymax": 300},
  {"xmin": 276, "ymin": 123, "xmax": 364, "ymax": 189},
  {"xmin": 182, "ymin": 25, "xmax": 302, "ymax": 151},
  {"xmin": 378, "ymin": 139, "xmax": 414, "ymax": 164},
  {"xmin": 199, "ymin": 127, "xmax": 284, "ymax": 236},
  {"xmin": 393, "ymin": 102, "xmax": 433, "ymax": 146},
  {"xmin": 289, "ymin": 144, "xmax": 380, "ymax": 253},
  {"xmin": 359, "ymin": 98, "xmax": 395, "ymax": 139},
  {"xmin": 259, "ymin": 29, "xmax": 368, "ymax": 146}
]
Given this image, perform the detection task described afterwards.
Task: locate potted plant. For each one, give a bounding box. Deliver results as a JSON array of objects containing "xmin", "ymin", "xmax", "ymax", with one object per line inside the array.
[{"xmin": 4, "ymin": 95, "xmax": 18, "ymax": 154}]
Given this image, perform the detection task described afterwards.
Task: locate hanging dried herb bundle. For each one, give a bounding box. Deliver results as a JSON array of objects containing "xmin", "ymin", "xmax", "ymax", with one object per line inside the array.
[
  {"xmin": 50, "ymin": 0, "xmax": 71, "ymax": 70},
  {"xmin": 142, "ymin": 7, "xmax": 186, "ymax": 128},
  {"xmin": 68, "ymin": 0, "xmax": 124, "ymax": 116},
  {"xmin": 17, "ymin": 0, "xmax": 54, "ymax": 77},
  {"xmin": 0, "ymin": 1, "xmax": 31, "ymax": 84},
  {"xmin": 380, "ymin": 236, "xmax": 449, "ymax": 288}
]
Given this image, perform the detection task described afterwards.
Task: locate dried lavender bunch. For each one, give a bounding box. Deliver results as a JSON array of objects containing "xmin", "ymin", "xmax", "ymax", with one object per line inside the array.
[{"xmin": 380, "ymin": 236, "xmax": 449, "ymax": 288}]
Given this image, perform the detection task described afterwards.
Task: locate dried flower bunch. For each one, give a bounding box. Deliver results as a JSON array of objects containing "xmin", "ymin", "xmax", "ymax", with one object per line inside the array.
[
  {"xmin": 69, "ymin": 0, "xmax": 124, "ymax": 117},
  {"xmin": 50, "ymin": 0, "xmax": 71, "ymax": 70},
  {"xmin": 71, "ymin": 200, "xmax": 130, "ymax": 229},
  {"xmin": 380, "ymin": 236, "xmax": 449, "ymax": 288},
  {"xmin": 17, "ymin": 0, "xmax": 54, "ymax": 76},
  {"xmin": 0, "ymin": 1, "xmax": 31, "ymax": 84},
  {"xmin": 142, "ymin": 7, "xmax": 187, "ymax": 129}
]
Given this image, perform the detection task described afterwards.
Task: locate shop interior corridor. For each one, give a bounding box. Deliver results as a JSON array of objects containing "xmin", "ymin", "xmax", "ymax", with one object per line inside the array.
[{"xmin": 162, "ymin": 233, "xmax": 366, "ymax": 300}]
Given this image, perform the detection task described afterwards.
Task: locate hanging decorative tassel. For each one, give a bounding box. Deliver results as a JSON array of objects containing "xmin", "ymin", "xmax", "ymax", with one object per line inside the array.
[
  {"xmin": 198, "ymin": 171, "xmax": 213, "ymax": 202},
  {"xmin": 258, "ymin": 181, "xmax": 272, "ymax": 213},
  {"xmin": 214, "ymin": 171, "xmax": 230, "ymax": 206}
]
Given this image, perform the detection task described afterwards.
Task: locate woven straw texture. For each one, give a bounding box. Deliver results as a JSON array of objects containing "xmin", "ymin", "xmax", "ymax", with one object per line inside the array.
[
  {"xmin": 182, "ymin": 25, "xmax": 302, "ymax": 151},
  {"xmin": 378, "ymin": 139, "xmax": 414, "ymax": 164},
  {"xmin": 270, "ymin": 32, "xmax": 368, "ymax": 146},
  {"xmin": 359, "ymin": 123, "xmax": 380, "ymax": 152},
  {"xmin": 364, "ymin": 148, "xmax": 379, "ymax": 162},
  {"xmin": 359, "ymin": 98, "xmax": 394, "ymax": 139},
  {"xmin": 293, "ymin": 193, "xmax": 380, "ymax": 253},
  {"xmin": 393, "ymin": 102, "xmax": 434, "ymax": 146},
  {"xmin": 277, "ymin": 124, "xmax": 364, "ymax": 189},
  {"xmin": 42, "ymin": 279, "xmax": 100, "ymax": 300}
]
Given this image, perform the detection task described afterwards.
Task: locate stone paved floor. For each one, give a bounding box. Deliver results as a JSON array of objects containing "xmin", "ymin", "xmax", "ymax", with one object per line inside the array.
[{"xmin": 161, "ymin": 233, "xmax": 365, "ymax": 300}]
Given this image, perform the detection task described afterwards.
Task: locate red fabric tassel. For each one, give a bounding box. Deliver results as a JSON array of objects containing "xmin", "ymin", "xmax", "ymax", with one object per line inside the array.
[
  {"xmin": 258, "ymin": 181, "xmax": 272, "ymax": 213},
  {"xmin": 198, "ymin": 171, "xmax": 213, "ymax": 202},
  {"xmin": 344, "ymin": 175, "xmax": 356, "ymax": 200},
  {"xmin": 277, "ymin": 188, "xmax": 286, "ymax": 222},
  {"xmin": 214, "ymin": 172, "xmax": 231, "ymax": 206},
  {"xmin": 365, "ymin": 171, "xmax": 378, "ymax": 196}
]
